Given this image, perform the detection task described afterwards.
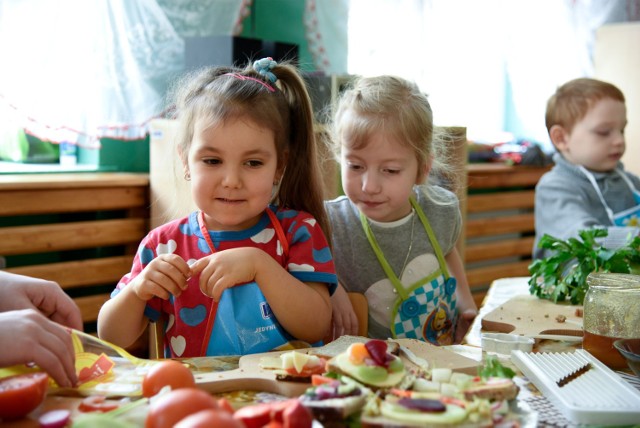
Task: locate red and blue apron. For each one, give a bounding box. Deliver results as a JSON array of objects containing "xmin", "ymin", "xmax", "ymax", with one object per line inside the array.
[{"xmin": 197, "ymin": 209, "xmax": 297, "ymax": 356}]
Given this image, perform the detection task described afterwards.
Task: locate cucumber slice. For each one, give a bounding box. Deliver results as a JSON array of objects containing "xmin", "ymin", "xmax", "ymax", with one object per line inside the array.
[
  {"xmin": 380, "ymin": 400, "xmax": 468, "ymax": 424},
  {"xmin": 335, "ymin": 354, "xmax": 405, "ymax": 388}
]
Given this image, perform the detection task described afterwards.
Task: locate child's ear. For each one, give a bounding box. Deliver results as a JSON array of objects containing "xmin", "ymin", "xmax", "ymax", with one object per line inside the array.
[
  {"xmin": 177, "ymin": 146, "xmax": 190, "ymax": 180},
  {"xmin": 549, "ymin": 125, "xmax": 569, "ymax": 151},
  {"xmin": 416, "ymin": 156, "xmax": 433, "ymax": 184},
  {"xmin": 276, "ymin": 149, "xmax": 289, "ymax": 184}
]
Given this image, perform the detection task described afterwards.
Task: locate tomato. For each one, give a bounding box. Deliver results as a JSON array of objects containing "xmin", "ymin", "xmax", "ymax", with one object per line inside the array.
[
  {"xmin": 233, "ymin": 399, "xmax": 312, "ymax": 428},
  {"xmin": 282, "ymin": 400, "xmax": 313, "ymax": 428},
  {"xmin": 78, "ymin": 395, "xmax": 120, "ymax": 413},
  {"xmin": 0, "ymin": 372, "xmax": 49, "ymax": 421},
  {"xmin": 145, "ymin": 387, "xmax": 218, "ymax": 428},
  {"xmin": 311, "ymin": 374, "xmax": 336, "ymax": 386},
  {"xmin": 142, "ymin": 360, "xmax": 195, "ymax": 398},
  {"xmin": 284, "ymin": 364, "xmax": 326, "ymax": 378},
  {"xmin": 174, "ymin": 409, "xmax": 244, "ymax": 428},
  {"xmin": 233, "ymin": 400, "xmax": 294, "ymax": 428},
  {"xmin": 217, "ymin": 397, "xmax": 236, "ymax": 414}
]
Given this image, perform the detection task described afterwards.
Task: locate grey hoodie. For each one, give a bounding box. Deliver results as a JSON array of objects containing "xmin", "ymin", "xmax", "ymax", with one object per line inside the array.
[{"xmin": 533, "ymin": 153, "xmax": 640, "ymax": 259}]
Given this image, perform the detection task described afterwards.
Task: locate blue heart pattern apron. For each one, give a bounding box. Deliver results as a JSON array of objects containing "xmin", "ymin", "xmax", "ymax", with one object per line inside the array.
[
  {"xmin": 197, "ymin": 209, "xmax": 297, "ymax": 356},
  {"xmin": 361, "ymin": 197, "xmax": 458, "ymax": 345}
]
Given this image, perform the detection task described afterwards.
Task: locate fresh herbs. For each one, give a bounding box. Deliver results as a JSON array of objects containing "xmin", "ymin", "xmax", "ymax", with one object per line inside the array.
[
  {"xmin": 478, "ymin": 355, "xmax": 515, "ymax": 379},
  {"xmin": 528, "ymin": 228, "xmax": 640, "ymax": 304}
]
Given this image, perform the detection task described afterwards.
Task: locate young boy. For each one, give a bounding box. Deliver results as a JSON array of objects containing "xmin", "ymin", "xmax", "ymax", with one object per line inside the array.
[{"xmin": 533, "ymin": 77, "xmax": 640, "ymax": 259}]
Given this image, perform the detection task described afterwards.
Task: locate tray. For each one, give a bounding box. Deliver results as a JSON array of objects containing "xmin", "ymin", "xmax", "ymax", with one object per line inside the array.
[{"xmin": 511, "ymin": 349, "xmax": 640, "ymax": 425}]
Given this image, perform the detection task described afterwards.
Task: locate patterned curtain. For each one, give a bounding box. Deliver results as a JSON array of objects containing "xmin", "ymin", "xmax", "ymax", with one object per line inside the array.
[{"xmin": 304, "ymin": 0, "xmax": 349, "ymax": 74}]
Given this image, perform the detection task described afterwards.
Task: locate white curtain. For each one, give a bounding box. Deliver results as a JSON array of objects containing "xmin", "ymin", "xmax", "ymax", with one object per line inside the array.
[
  {"xmin": 344, "ymin": 0, "xmax": 634, "ymax": 150},
  {"xmin": 304, "ymin": 0, "xmax": 349, "ymax": 74},
  {"xmin": 0, "ymin": 0, "xmax": 245, "ymax": 154}
]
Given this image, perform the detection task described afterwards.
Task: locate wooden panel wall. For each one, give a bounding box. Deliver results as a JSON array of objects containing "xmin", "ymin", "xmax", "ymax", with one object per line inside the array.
[
  {"xmin": 463, "ymin": 164, "xmax": 550, "ymax": 307},
  {"xmin": 0, "ymin": 173, "xmax": 150, "ymax": 333}
]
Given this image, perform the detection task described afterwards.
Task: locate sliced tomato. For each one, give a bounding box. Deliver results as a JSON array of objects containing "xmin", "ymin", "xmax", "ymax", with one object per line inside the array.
[
  {"xmin": 311, "ymin": 374, "xmax": 336, "ymax": 386},
  {"xmin": 78, "ymin": 395, "xmax": 120, "ymax": 413},
  {"xmin": 284, "ymin": 360, "xmax": 326, "ymax": 378},
  {"xmin": 217, "ymin": 397, "xmax": 236, "ymax": 415},
  {"xmin": 389, "ymin": 388, "xmax": 413, "ymax": 398},
  {"xmin": 440, "ymin": 395, "xmax": 468, "ymax": 408},
  {"xmin": 282, "ymin": 399, "xmax": 313, "ymax": 428},
  {"xmin": 0, "ymin": 372, "xmax": 49, "ymax": 421},
  {"xmin": 233, "ymin": 399, "xmax": 297, "ymax": 428}
]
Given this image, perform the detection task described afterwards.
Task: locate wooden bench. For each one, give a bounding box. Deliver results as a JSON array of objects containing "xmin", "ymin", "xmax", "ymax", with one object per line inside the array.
[
  {"xmin": 463, "ymin": 164, "xmax": 551, "ymax": 307},
  {"xmin": 0, "ymin": 173, "xmax": 150, "ymax": 334}
]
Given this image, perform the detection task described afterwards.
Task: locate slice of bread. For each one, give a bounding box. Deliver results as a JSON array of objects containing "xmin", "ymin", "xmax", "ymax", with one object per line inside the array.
[
  {"xmin": 302, "ymin": 394, "xmax": 367, "ymax": 424},
  {"xmin": 462, "ymin": 378, "xmax": 519, "ymax": 402}
]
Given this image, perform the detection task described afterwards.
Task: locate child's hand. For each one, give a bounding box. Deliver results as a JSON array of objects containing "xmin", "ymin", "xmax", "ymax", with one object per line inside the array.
[
  {"xmin": 190, "ymin": 247, "xmax": 261, "ymax": 301},
  {"xmin": 130, "ymin": 254, "xmax": 190, "ymax": 301},
  {"xmin": 454, "ymin": 308, "xmax": 478, "ymax": 344},
  {"xmin": 330, "ymin": 285, "xmax": 359, "ymax": 339}
]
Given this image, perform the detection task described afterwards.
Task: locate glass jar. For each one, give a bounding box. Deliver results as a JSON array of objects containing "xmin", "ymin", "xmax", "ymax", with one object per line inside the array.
[{"xmin": 583, "ymin": 273, "xmax": 640, "ymax": 369}]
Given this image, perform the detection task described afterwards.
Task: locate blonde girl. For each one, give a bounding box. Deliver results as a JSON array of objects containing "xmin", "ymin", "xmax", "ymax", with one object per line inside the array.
[{"xmin": 326, "ymin": 75, "xmax": 477, "ymax": 344}]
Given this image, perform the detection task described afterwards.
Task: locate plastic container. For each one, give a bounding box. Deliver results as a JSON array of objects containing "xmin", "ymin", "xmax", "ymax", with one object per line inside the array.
[
  {"xmin": 59, "ymin": 141, "xmax": 77, "ymax": 166},
  {"xmin": 481, "ymin": 332, "xmax": 534, "ymax": 355},
  {"xmin": 583, "ymin": 273, "xmax": 640, "ymax": 369}
]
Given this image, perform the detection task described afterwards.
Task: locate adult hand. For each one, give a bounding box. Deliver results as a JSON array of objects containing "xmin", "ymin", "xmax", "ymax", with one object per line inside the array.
[
  {"xmin": 0, "ymin": 309, "xmax": 77, "ymax": 387},
  {"xmin": 0, "ymin": 271, "xmax": 83, "ymax": 331}
]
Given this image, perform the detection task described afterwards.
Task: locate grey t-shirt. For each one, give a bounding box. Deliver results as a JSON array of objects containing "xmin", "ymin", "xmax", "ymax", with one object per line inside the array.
[
  {"xmin": 534, "ymin": 153, "xmax": 640, "ymax": 259},
  {"xmin": 325, "ymin": 185, "xmax": 461, "ymax": 339}
]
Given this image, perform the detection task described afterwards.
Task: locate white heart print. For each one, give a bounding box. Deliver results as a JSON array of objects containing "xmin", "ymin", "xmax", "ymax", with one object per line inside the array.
[
  {"xmin": 156, "ymin": 239, "xmax": 177, "ymax": 255},
  {"xmin": 170, "ymin": 335, "xmax": 186, "ymax": 357}
]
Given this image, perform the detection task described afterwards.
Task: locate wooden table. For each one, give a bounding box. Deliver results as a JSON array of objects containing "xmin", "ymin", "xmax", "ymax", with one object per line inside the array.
[{"xmin": 6, "ymin": 277, "xmax": 638, "ymax": 427}]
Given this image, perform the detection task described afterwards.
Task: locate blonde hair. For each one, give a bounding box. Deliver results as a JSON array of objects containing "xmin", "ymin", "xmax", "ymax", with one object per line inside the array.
[
  {"xmin": 546, "ymin": 77, "xmax": 625, "ymax": 135},
  {"xmin": 329, "ymin": 75, "xmax": 454, "ymax": 202},
  {"xmin": 167, "ymin": 60, "xmax": 331, "ymax": 240}
]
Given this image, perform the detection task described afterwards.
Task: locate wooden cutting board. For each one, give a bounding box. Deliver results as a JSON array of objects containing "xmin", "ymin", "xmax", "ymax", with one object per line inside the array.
[
  {"xmin": 481, "ymin": 294, "xmax": 583, "ymax": 337},
  {"xmin": 195, "ymin": 337, "xmax": 480, "ymax": 397}
]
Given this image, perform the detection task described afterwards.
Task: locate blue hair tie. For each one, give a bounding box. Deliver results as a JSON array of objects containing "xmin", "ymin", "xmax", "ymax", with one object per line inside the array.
[{"xmin": 253, "ymin": 57, "xmax": 278, "ymax": 83}]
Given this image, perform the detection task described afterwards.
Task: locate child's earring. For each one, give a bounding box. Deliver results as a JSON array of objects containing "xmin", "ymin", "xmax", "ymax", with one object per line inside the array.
[{"xmin": 184, "ymin": 171, "xmax": 191, "ymax": 181}]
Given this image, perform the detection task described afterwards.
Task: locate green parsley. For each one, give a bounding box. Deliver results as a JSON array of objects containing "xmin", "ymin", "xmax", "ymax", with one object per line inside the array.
[
  {"xmin": 478, "ymin": 355, "xmax": 516, "ymax": 379},
  {"xmin": 528, "ymin": 228, "xmax": 640, "ymax": 305}
]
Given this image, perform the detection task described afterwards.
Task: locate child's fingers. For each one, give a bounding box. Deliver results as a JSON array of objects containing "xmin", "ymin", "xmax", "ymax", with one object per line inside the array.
[
  {"xmin": 189, "ymin": 257, "xmax": 207, "ymax": 276},
  {"xmin": 199, "ymin": 271, "xmax": 225, "ymax": 300}
]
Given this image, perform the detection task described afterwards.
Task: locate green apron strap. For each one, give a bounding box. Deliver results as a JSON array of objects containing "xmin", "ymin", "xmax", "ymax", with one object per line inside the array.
[
  {"xmin": 359, "ymin": 195, "xmax": 451, "ymax": 300},
  {"xmin": 359, "ymin": 212, "xmax": 408, "ymax": 299},
  {"xmin": 410, "ymin": 196, "xmax": 450, "ymax": 278}
]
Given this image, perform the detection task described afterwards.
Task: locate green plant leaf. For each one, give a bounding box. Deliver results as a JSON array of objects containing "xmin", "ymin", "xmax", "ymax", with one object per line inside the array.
[{"xmin": 529, "ymin": 228, "xmax": 640, "ymax": 305}]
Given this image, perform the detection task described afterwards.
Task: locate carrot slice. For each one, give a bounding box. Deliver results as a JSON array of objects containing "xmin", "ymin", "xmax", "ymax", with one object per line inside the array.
[{"xmin": 348, "ymin": 343, "xmax": 370, "ymax": 364}]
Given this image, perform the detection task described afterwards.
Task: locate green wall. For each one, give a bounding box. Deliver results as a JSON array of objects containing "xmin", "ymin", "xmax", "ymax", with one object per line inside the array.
[{"xmin": 239, "ymin": 0, "xmax": 315, "ymax": 71}]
